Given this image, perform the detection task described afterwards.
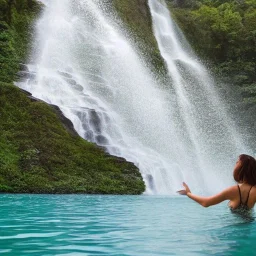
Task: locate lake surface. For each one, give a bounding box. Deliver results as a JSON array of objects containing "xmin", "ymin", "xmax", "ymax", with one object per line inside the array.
[{"xmin": 0, "ymin": 195, "xmax": 255, "ymax": 255}]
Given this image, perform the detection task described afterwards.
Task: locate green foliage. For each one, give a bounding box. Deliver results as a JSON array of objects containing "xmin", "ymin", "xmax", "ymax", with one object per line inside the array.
[
  {"xmin": 0, "ymin": 22, "xmax": 19, "ymax": 82},
  {"xmin": 0, "ymin": 0, "xmax": 8, "ymax": 21},
  {"xmin": 172, "ymin": 3, "xmax": 244, "ymax": 61},
  {"xmin": 0, "ymin": 0, "xmax": 41, "ymax": 82},
  {"xmin": 167, "ymin": 0, "xmax": 200, "ymax": 8},
  {"xmin": 245, "ymin": 0, "xmax": 256, "ymax": 7}
]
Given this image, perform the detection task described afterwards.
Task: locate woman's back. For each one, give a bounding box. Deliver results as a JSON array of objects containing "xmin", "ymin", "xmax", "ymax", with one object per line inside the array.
[
  {"xmin": 229, "ymin": 184, "xmax": 256, "ymax": 211},
  {"xmin": 240, "ymin": 184, "xmax": 256, "ymax": 209}
]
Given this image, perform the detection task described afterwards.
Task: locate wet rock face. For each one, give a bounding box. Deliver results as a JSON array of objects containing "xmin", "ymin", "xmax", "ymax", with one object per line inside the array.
[
  {"xmin": 16, "ymin": 64, "xmax": 37, "ymax": 82},
  {"xmin": 84, "ymin": 130, "xmax": 94, "ymax": 141},
  {"xmin": 64, "ymin": 78, "xmax": 84, "ymax": 91},
  {"xmin": 50, "ymin": 104, "xmax": 79, "ymax": 137},
  {"xmin": 96, "ymin": 135, "xmax": 108, "ymax": 145},
  {"xmin": 19, "ymin": 88, "xmax": 32, "ymax": 96},
  {"xmin": 89, "ymin": 110, "xmax": 102, "ymax": 134},
  {"xmin": 138, "ymin": 0, "xmax": 149, "ymax": 16},
  {"xmin": 19, "ymin": 63, "xmax": 29, "ymax": 72},
  {"xmin": 146, "ymin": 174, "xmax": 155, "ymax": 191},
  {"xmin": 76, "ymin": 109, "xmax": 102, "ymax": 143},
  {"xmin": 58, "ymin": 71, "xmax": 73, "ymax": 79},
  {"xmin": 17, "ymin": 71, "xmax": 36, "ymax": 80}
]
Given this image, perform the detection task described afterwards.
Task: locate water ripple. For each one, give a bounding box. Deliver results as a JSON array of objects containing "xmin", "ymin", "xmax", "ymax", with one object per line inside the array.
[{"xmin": 0, "ymin": 195, "xmax": 255, "ymax": 256}]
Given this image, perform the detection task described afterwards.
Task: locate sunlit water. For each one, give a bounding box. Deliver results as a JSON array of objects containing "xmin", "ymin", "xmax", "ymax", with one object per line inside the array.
[{"xmin": 0, "ymin": 195, "xmax": 255, "ymax": 256}]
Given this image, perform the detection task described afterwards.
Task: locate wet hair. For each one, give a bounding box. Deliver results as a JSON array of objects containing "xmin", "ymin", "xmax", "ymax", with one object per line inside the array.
[{"xmin": 233, "ymin": 154, "xmax": 256, "ymax": 185}]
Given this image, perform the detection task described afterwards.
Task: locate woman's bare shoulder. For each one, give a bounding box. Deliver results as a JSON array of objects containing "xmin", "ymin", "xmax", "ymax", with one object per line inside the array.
[
  {"xmin": 250, "ymin": 185, "xmax": 256, "ymax": 196},
  {"xmin": 223, "ymin": 185, "xmax": 238, "ymax": 192},
  {"xmin": 221, "ymin": 185, "xmax": 239, "ymax": 198}
]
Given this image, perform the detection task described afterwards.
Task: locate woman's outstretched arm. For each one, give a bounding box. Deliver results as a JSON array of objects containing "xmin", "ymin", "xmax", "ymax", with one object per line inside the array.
[{"xmin": 178, "ymin": 182, "xmax": 235, "ymax": 207}]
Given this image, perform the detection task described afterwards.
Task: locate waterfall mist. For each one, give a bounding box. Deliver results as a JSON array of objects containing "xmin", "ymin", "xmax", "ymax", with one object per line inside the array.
[{"xmin": 16, "ymin": 0, "xmax": 253, "ymax": 194}]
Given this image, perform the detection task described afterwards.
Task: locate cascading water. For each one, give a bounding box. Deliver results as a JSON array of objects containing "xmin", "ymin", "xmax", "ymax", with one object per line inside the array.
[
  {"xmin": 147, "ymin": 0, "xmax": 254, "ymax": 192},
  {"xmin": 16, "ymin": 0, "xmax": 252, "ymax": 195}
]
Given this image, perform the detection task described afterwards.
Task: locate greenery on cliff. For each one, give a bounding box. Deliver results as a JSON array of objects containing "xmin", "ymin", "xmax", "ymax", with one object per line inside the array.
[
  {"xmin": 113, "ymin": 0, "xmax": 167, "ymax": 76},
  {"xmin": 0, "ymin": 0, "xmax": 145, "ymax": 194}
]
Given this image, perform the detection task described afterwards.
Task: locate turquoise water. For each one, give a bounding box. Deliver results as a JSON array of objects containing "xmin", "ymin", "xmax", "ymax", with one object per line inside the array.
[{"xmin": 0, "ymin": 195, "xmax": 255, "ymax": 256}]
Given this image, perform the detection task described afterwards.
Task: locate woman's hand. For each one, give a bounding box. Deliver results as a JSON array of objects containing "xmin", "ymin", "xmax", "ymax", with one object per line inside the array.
[{"xmin": 177, "ymin": 182, "xmax": 191, "ymax": 195}]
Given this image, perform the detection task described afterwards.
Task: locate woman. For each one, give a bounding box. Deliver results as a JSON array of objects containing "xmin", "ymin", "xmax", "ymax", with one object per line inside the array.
[{"xmin": 178, "ymin": 154, "xmax": 256, "ymax": 213}]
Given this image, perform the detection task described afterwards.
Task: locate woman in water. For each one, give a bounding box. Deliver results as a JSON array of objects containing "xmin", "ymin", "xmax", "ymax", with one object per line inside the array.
[{"xmin": 178, "ymin": 154, "xmax": 256, "ymax": 213}]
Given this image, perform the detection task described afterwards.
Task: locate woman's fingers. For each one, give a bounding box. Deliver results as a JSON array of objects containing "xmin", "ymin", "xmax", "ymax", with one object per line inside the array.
[
  {"xmin": 177, "ymin": 182, "xmax": 191, "ymax": 195},
  {"xmin": 182, "ymin": 182, "xmax": 188, "ymax": 188},
  {"xmin": 182, "ymin": 182, "xmax": 191, "ymax": 193},
  {"xmin": 177, "ymin": 190, "xmax": 187, "ymax": 195}
]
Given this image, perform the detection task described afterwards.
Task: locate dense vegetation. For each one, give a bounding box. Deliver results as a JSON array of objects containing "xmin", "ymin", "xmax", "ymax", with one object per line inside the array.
[
  {"xmin": 0, "ymin": 0, "xmax": 145, "ymax": 194},
  {"xmin": 0, "ymin": 0, "xmax": 41, "ymax": 82}
]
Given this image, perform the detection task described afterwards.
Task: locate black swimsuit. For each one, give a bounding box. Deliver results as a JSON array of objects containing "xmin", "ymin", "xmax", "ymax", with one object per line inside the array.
[{"xmin": 230, "ymin": 185, "xmax": 253, "ymax": 215}]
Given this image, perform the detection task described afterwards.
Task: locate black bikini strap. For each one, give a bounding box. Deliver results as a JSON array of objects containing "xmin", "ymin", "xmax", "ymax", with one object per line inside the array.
[
  {"xmin": 245, "ymin": 186, "xmax": 253, "ymax": 205},
  {"xmin": 237, "ymin": 185, "xmax": 242, "ymax": 204}
]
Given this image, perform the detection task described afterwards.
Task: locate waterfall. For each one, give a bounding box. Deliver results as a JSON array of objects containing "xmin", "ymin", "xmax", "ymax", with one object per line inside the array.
[
  {"xmin": 16, "ymin": 0, "xmax": 252, "ymax": 195},
  {"xmin": 147, "ymin": 0, "xmax": 253, "ymax": 191}
]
